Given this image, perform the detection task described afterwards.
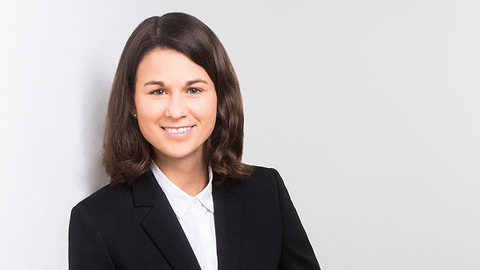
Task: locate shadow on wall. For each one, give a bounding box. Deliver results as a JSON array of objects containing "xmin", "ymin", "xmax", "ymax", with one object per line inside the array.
[{"xmin": 83, "ymin": 74, "xmax": 111, "ymax": 193}]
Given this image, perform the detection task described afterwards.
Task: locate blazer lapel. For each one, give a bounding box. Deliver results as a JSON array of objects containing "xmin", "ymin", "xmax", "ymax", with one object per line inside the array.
[
  {"xmin": 132, "ymin": 171, "xmax": 201, "ymax": 270},
  {"xmin": 213, "ymin": 178, "xmax": 244, "ymax": 270}
]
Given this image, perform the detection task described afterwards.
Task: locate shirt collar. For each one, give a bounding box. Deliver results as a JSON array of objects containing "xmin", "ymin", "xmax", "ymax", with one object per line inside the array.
[{"xmin": 150, "ymin": 163, "xmax": 214, "ymax": 219}]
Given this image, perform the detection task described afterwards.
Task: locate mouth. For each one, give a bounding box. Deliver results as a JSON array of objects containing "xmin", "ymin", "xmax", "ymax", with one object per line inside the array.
[{"xmin": 161, "ymin": 126, "xmax": 194, "ymax": 136}]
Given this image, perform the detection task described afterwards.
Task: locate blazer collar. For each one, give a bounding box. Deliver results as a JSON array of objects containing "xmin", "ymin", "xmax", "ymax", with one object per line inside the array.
[
  {"xmin": 132, "ymin": 171, "xmax": 201, "ymax": 270},
  {"xmin": 131, "ymin": 170, "xmax": 245, "ymax": 270}
]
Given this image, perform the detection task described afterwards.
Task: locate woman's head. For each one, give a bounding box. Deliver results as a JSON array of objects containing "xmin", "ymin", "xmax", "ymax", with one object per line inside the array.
[{"xmin": 103, "ymin": 12, "xmax": 251, "ymax": 185}]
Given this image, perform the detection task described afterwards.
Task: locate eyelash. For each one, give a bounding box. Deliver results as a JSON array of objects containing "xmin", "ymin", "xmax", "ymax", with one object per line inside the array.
[
  {"xmin": 150, "ymin": 88, "xmax": 202, "ymax": 95},
  {"xmin": 187, "ymin": 87, "xmax": 202, "ymax": 94},
  {"xmin": 150, "ymin": 89, "xmax": 166, "ymax": 95}
]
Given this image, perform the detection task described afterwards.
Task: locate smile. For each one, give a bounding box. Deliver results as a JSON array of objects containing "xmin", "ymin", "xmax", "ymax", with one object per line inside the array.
[{"xmin": 162, "ymin": 126, "xmax": 194, "ymax": 136}]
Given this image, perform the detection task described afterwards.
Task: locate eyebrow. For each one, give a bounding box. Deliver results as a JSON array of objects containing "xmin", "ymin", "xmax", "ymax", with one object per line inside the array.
[
  {"xmin": 186, "ymin": 79, "xmax": 208, "ymax": 86},
  {"xmin": 144, "ymin": 79, "xmax": 208, "ymax": 87},
  {"xmin": 144, "ymin": 81, "xmax": 165, "ymax": 87}
]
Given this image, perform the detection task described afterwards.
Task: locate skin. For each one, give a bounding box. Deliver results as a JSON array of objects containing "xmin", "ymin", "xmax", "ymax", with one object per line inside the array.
[{"xmin": 134, "ymin": 49, "xmax": 217, "ymax": 196}]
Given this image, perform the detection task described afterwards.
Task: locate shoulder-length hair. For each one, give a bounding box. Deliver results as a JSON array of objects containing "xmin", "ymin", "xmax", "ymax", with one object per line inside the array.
[{"xmin": 103, "ymin": 12, "xmax": 251, "ymax": 185}]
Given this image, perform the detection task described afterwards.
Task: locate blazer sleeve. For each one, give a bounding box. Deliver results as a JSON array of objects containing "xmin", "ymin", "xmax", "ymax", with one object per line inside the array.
[
  {"xmin": 69, "ymin": 203, "xmax": 115, "ymax": 270},
  {"xmin": 272, "ymin": 169, "xmax": 321, "ymax": 270}
]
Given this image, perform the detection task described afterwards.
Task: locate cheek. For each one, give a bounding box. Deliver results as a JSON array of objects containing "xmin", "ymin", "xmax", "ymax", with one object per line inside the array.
[
  {"xmin": 201, "ymin": 96, "xmax": 217, "ymax": 126},
  {"xmin": 190, "ymin": 95, "xmax": 217, "ymax": 136},
  {"xmin": 136, "ymin": 96, "xmax": 160, "ymax": 117},
  {"xmin": 135, "ymin": 99, "xmax": 164, "ymax": 131}
]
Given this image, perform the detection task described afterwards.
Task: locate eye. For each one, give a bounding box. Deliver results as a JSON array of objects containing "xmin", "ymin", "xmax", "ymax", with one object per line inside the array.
[
  {"xmin": 187, "ymin": 87, "xmax": 202, "ymax": 94},
  {"xmin": 150, "ymin": 89, "xmax": 166, "ymax": 95}
]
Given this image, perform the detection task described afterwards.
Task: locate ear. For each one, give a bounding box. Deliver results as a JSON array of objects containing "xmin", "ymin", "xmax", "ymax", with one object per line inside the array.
[
  {"xmin": 131, "ymin": 107, "xmax": 137, "ymax": 119},
  {"xmin": 129, "ymin": 97, "xmax": 137, "ymax": 119}
]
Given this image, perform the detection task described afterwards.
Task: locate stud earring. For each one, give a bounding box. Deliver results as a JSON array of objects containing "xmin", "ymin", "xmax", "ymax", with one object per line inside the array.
[{"xmin": 133, "ymin": 113, "xmax": 137, "ymax": 118}]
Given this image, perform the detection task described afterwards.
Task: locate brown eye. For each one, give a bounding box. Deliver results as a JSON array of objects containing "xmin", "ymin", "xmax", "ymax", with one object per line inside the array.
[
  {"xmin": 150, "ymin": 89, "xmax": 166, "ymax": 95},
  {"xmin": 187, "ymin": 88, "xmax": 201, "ymax": 94}
]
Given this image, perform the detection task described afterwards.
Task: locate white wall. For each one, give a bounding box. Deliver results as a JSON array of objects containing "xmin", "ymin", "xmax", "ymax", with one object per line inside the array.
[{"xmin": 1, "ymin": 0, "xmax": 479, "ymax": 269}]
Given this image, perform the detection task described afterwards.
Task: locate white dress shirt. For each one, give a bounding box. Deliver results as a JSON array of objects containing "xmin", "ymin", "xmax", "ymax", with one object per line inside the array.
[{"xmin": 151, "ymin": 163, "xmax": 218, "ymax": 270}]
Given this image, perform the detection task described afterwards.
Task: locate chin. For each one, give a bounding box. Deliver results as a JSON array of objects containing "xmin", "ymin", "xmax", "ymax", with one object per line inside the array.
[{"xmin": 156, "ymin": 147, "xmax": 203, "ymax": 161}]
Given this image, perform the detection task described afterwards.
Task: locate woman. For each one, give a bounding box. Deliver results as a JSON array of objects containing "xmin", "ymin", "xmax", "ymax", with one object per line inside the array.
[{"xmin": 69, "ymin": 12, "xmax": 320, "ymax": 270}]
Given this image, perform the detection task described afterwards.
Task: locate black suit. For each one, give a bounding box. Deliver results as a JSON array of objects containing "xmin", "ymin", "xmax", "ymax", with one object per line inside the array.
[{"xmin": 69, "ymin": 166, "xmax": 320, "ymax": 269}]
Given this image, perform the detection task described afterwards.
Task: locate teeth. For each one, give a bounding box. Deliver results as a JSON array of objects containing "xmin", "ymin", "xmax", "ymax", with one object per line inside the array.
[{"xmin": 165, "ymin": 127, "xmax": 191, "ymax": 134}]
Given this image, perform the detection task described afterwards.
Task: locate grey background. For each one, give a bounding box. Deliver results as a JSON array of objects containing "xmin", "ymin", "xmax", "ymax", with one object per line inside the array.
[{"xmin": 1, "ymin": 0, "xmax": 479, "ymax": 269}]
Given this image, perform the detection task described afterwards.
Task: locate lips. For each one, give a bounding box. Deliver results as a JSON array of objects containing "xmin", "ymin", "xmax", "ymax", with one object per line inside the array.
[{"xmin": 162, "ymin": 126, "xmax": 193, "ymax": 135}]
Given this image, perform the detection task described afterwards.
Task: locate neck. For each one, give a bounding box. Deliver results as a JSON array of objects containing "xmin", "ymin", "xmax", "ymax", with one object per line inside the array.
[{"xmin": 154, "ymin": 151, "xmax": 208, "ymax": 196}]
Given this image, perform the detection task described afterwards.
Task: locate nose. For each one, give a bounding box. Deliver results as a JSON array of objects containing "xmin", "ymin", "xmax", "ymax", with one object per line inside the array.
[{"xmin": 165, "ymin": 94, "xmax": 187, "ymax": 119}]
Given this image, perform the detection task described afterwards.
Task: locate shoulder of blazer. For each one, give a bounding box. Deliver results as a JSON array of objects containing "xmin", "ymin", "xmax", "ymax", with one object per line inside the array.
[
  {"xmin": 73, "ymin": 170, "xmax": 159, "ymax": 218},
  {"xmin": 215, "ymin": 165, "xmax": 282, "ymax": 197},
  {"xmin": 213, "ymin": 165, "xmax": 287, "ymax": 212}
]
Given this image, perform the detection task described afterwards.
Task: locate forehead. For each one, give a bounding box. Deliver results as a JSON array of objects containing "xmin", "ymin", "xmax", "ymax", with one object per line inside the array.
[{"xmin": 136, "ymin": 49, "xmax": 212, "ymax": 84}]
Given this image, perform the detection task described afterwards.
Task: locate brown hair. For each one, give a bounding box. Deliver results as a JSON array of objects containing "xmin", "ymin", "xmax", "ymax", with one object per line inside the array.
[{"xmin": 103, "ymin": 12, "xmax": 251, "ymax": 185}]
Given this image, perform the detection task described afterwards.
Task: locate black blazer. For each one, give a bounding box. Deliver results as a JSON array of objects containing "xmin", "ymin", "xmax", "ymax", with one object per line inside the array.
[{"xmin": 69, "ymin": 166, "xmax": 320, "ymax": 270}]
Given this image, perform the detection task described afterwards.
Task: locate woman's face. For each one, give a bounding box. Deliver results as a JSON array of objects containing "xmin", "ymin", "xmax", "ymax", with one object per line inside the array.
[{"xmin": 134, "ymin": 49, "xmax": 217, "ymax": 164}]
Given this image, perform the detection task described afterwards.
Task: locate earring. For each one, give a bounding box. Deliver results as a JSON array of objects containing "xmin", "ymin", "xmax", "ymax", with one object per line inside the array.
[{"xmin": 133, "ymin": 113, "xmax": 137, "ymax": 118}]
